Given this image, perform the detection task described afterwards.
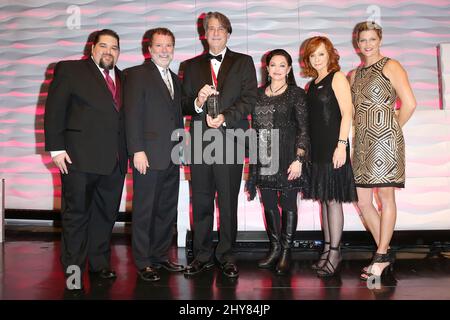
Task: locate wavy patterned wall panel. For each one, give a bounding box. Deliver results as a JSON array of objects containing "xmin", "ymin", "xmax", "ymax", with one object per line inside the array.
[{"xmin": 1, "ymin": 0, "xmax": 449, "ymax": 233}]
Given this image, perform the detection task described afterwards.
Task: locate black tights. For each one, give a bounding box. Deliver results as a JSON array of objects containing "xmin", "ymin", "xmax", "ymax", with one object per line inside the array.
[
  {"xmin": 260, "ymin": 189, "xmax": 298, "ymax": 213},
  {"xmin": 317, "ymin": 200, "xmax": 344, "ymax": 270},
  {"xmin": 320, "ymin": 200, "xmax": 344, "ymax": 250}
]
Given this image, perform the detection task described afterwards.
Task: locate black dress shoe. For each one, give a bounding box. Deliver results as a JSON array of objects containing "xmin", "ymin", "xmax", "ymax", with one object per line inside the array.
[
  {"xmin": 153, "ymin": 260, "xmax": 186, "ymax": 272},
  {"xmin": 138, "ymin": 266, "xmax": 160, "ymax": 282},
  {"xmin": 184, "ymin": 259, "xmax": 215, "ymax": 277},
  {"xmin": 90, "ymin": 268, "xmax": 117, "ymax": 279},
  {"xmin": 219, "ymin": 262, "xmax": 239, "ymax": 278}
]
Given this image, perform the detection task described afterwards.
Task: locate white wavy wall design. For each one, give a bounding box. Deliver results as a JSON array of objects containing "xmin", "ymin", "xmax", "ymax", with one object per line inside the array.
[{"xmin": 1, "ymin": 0, "xmax": 450, "ymax": 236}]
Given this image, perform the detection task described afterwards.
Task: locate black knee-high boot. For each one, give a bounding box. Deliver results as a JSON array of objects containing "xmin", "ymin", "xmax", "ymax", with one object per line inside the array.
[
  {"xmin": 276, "ymin": 210, "xmax": 298, "ymax": 275},
  {"xmin": 258, "ymin": 209, "xmax": 281, "ymax": 269}
]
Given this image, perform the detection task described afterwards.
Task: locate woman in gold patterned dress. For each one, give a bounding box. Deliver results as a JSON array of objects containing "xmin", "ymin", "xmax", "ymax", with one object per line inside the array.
[{"xmin": 350, "ymin": 21, "xmax": 416, "ymax": 281}]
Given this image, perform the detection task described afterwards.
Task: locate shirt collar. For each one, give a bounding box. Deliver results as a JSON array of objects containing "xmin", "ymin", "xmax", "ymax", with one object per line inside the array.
[
  {"xmin": 152, "ymin": 59, "xmax": 170, "ymax": 74},
  {"xmin": 208, "ymin": 47, "xmax": 227, "ymax": 60},
  {"xmin": 92, "ymin": 56, "xmax": 115, "ymax": 78}
]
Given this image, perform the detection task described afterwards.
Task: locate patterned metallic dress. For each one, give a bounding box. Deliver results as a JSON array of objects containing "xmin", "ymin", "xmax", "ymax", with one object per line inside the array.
[{"xmin": 351, "ymin": 57, "xmax": 405, "ymax": 188}]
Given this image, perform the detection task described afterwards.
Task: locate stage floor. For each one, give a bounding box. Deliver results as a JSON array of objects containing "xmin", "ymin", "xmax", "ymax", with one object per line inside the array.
[{"xmin": 1, "ymin": 228, "xmax": 450, "ymax": 301}]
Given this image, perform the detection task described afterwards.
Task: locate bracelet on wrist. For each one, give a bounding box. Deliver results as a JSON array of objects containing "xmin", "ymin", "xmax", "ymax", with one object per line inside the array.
[
  {"xmin": 295, "ymin": 155, "xmax": 304, "ymax": 163},
  {"xmin": 337, "ymin": 139, "xmax": 348, "ymax": 146}
]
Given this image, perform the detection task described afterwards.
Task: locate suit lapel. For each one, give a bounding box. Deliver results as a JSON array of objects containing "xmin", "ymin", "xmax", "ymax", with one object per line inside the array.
[
  {"xmin": 217, "ymin": 49, "xmax": 235, "ymax": 92},
  {"xmin": 199, "ymin": 54, "xmax": 213, "ymax": 86},
  {"xmin": 147, "ymin": 60, "xmax": 174, "ymax": 106},
  {"xmin": 171, "ymin": 70, "xmax": 180, "ymax": 101},
  {"xmin": 171, "ymin": 71, "xmax": 183, "ymax": 127},
  {"xmin": 85, "ymin": 58, "xmax": 116, "ymax": 107}
]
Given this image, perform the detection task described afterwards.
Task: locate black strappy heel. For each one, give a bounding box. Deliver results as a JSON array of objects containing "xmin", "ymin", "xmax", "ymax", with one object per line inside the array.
[
  {"xmin": 316, "ymin": 246, "xmax": 342, "ymax": 278},
  {"xmin": 311, "ymin": 241, "xmax": 330, "ymax": 270}
]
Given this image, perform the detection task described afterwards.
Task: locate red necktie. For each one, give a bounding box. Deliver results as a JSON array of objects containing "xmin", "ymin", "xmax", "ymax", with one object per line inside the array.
[{"xmin": 103, "ymin": 69, "xmax": 119, "ymax": 109}]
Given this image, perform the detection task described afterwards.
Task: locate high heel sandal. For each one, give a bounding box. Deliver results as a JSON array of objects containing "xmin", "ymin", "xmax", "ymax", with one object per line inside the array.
[
  {"xmin": 360, "ymin": 252, "xmax": 394, "ymax": 281},
  {"xmin": 311, "ymin": 241, "xmax": 330, "ymax": 270},
  {"xmin": 360, "ymin": 248, "xmax": 395, "ymax": 275},
  {"xmin": 316, "ymin": 246, "xmax": 342, "ymax": 278}
]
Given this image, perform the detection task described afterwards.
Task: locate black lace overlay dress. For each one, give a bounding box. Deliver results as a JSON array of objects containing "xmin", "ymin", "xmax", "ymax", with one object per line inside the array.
[
  {"xmin": 303, "ymin": 72, "xmax": 358, "ymax": 203},
  {"xmin": 249, "ymin": 85, "xmax": 310, "ymax": 192}
]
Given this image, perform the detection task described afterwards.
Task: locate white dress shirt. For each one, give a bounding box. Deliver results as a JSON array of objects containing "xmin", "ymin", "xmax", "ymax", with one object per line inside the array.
[{"xmin": 153, "ymin": 61, "xmax": 174, "ymax": 95}]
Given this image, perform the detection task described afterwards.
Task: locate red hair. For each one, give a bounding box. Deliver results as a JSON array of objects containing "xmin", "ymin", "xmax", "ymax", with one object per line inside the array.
[{"xmin": 302, "ymin": 36, "xmax": 340, "ymax": 78}]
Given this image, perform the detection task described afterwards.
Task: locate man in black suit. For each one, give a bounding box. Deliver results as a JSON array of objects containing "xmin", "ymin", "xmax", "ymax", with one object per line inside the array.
[
  {"xmin": 182, "ymin": 12, "xmax": 257, "ymax": 278},
  {"xmin": 123, "ymin": 28, "xmax": 185, "ymax": 282},
  {"xmin": 44, "ymin": 29, "xmax": 127, "ymax": 290}
]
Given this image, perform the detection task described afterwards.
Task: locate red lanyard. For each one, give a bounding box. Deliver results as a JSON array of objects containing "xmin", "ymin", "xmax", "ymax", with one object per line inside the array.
[{"xmin": 210, "ymin": 63, "xmax": 218, "ymax": 88}]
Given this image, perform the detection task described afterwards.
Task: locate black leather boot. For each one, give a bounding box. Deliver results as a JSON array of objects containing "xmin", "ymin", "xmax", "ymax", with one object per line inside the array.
[
  {"xmin": 258, "ymin": 209, "xmax": 281, "ymax": 269},
  {"xmin": 276, "ymin": 210, "xmax": 298, "ymax": 275}
]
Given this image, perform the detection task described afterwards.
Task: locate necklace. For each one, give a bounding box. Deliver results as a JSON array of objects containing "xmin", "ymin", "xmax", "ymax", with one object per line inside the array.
[{"xmin": 269, "ymin": 82, "xmax": 287, "ymax": 96}]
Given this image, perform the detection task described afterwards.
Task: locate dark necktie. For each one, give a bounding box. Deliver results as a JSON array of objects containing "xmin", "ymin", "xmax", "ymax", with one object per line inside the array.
[
  {"xmin": 208, "ymin": 53, "xmax": 223, "ymax": 62},
  {"xmin": 103, "ymin": 69, "xmax": 116, "ymax": 96},
  {"xmin": 103, "ymin": 69, "xmax": 120, "ymax": 110}
]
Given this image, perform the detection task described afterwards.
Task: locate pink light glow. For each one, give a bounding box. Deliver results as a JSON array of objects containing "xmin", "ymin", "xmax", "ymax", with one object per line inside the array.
[
  {"xmin": 8, "ymin": 189, "xmax": 55, "ymax": 198},
  {"xmin": 0, "ymin": 156, "xmax": 50, "ymax": 165},
  {"xmin": 110, "ymin": 4, "xmax": 146, "ymax": 13},
  {"xmin": 419, "ymin": 100, "xmax": 441, "ymax": 108},
  {"xmin": 412, "ymin": 82, "xmax": 439, "ymax": 90},
  {"xmin": 22, "ymin": 129, "xmax": 44, "ymax": 134},
  {"xmin": 0, "ymin": 71, "xmax": 16, "ymax": 76},
  {"xmin": 5, "ymin": 23, "xmax": 18, "ymax": 29},
  {"xmin": 0, "ymin": 141, "xmax": 44, "ymax": 147},
  {"xmin": 0, "ymin": 92, "xmax": 46, "ymax": 98},
  {"xmin": 118, "ymin": 54, "xmax": 145, "ymax": 63},
  {"xmin": 16, "ymin": 58, "xmax": 58, "ymax": 65},
  {"xmin": 20, "ymin": 9, "xmax": 63, "ymax": 18},
  {"xmin": 56, "ymin": 40, "xmax": 78, "ymax": 47},
  {"xmin": 98, "ymin": 18, "xmax": 112, "ymax": 24},
  {"xmin": 409, "ymin": 31, "xmax": 450, "ymax": 39},
  {"xmin": 49, "ymin": 21, "xmax": 65, "ymax": 27},
  {"xmin": 400, "ymin": 10, "xmax": 418, "ymax": 16},
  {"xmin": 11, "ymin": 43, "xmax": 33, "ymax": 49},
  {"xmin": 7, "ymin": 177, "xmax": 61, "ymax": 186}
]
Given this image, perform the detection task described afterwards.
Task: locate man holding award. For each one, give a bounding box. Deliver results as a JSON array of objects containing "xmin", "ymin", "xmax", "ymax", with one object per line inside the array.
[{"xmin": 181, "ymin": 11, "xmax": 257, "ymax": 278}]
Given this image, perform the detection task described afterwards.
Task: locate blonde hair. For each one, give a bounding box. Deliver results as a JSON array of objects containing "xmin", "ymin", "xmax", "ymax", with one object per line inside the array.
[{"xmin": 354, "ymin": 21, "xmax": 383, "ymax": 41}]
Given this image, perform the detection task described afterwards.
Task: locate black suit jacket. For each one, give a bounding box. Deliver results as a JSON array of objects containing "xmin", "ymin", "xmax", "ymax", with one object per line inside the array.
[
  {"xmin": 182, "ymin": 49, "xmax": 257, "ymax": 131},
  {"xmin": 44, "ymin": 58, "xmax": 127, "ymax": 175},
  {"xmin": 123, "ymin": 60, "xmax": 183, "ymax": 170}
]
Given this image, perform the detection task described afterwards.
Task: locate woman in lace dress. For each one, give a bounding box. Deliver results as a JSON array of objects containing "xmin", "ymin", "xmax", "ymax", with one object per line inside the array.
[{"xmin": 246, "ymin": 49, "xmax": 309, "ymax": 275}]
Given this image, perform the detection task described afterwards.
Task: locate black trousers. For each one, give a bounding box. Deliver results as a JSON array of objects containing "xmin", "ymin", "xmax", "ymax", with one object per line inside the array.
[
  {"xmin": 190, "ymin": 162, "xmax": 243, "ymax": 264},
  {"xmin": 60, "ymin": 162, "xmax": 125, "ymax": 274},
  {"xmin": 131, "ymin": 163, "xmax": 180, "ymax": 270}
]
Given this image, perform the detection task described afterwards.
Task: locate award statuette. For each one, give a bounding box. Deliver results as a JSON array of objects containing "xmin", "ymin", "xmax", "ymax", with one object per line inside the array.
[{"xmin": 207, "ymin": 86, "xmax": 219, "ymax": 118}]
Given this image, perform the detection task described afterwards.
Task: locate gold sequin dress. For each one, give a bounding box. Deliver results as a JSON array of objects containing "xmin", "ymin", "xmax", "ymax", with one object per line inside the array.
[{"xmin": 351, "ymin": 57, "xmax": 405, "ymax": 188}]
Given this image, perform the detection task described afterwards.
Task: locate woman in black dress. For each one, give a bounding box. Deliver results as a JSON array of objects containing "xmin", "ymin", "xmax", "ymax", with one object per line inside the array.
[
  {"xmin": 302, "ymin": 36, "xmax": 357, "ymax": 277},
  {"xmin": 246, "ymin": 49, "xmax": 309, "ymax": 275}
]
